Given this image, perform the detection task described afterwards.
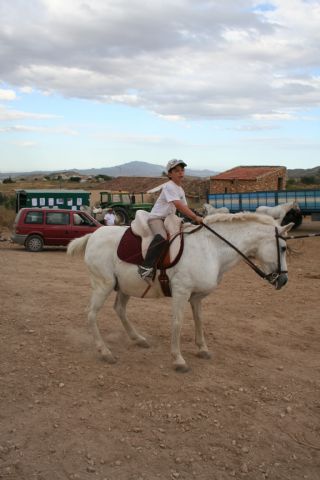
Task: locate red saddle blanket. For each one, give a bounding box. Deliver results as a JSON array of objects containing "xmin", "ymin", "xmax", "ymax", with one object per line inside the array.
[
  {"xmin": 117, "ymin": 227, "xmax": 184, "ymax": 269},
  {"xmin": 117, "ymin": 228, "xmax": 144, "ymax": 265}
]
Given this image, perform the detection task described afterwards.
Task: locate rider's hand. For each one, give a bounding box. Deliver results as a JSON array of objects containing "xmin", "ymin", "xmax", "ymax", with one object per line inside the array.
[{"xmin": 194, "ymin": 215, "xmax": 203, "ymax": 224}]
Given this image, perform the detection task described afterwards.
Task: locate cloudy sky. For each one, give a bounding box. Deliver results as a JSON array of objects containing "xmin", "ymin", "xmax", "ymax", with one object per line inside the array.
[{"xmin": 0, "ymin": 0, "xmax": 319, "ymax": 173}]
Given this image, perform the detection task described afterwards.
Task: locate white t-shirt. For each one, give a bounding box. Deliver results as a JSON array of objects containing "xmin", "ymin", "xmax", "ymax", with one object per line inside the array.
[
  {"xmin": 104, "ymin": 212, "xmax": 115, "ymax": 225},
  {"xmin": 150, "ymin": 181, "xmax": 187, "ymax": 219}
]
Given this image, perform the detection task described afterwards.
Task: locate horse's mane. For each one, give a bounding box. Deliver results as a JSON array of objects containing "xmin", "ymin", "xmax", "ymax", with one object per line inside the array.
[{"xmin": 204, "ymin": 211, "xmax": 277, "ymax": 226}]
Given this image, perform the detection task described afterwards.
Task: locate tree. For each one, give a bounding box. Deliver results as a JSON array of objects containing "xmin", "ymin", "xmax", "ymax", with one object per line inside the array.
[
  {"xmin": 301, "ymin": 176, "xmax": 316, "ymax": 185},
  {"xmin": 94, "ymin": 174, "xmax": 113, "ymax": 181},
  {"xmin": 2, "ymin": 177, "xmax": 14, "ymax": 184}
]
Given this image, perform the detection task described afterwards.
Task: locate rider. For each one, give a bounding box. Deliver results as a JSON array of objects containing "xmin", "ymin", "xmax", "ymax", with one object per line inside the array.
[{"xmin": 138, "ymin": 159, "xmax": 203, "ymax": 283}]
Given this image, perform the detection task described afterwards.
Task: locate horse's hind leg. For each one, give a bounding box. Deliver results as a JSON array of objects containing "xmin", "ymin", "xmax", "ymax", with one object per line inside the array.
[
  {"xmin": 113, "ymin": 291, "xmax": 149, "ymax": 348},
  {"xmin": 190, "ymin": 293, "xmax": 211, "ymax": 359},
  {"xmin": 88, "ymin": 278, "xmax": 116, "ymax": 363},
  {"xmin": 171, "ymin": 293, "xmax": 190, "ymax": 372}
]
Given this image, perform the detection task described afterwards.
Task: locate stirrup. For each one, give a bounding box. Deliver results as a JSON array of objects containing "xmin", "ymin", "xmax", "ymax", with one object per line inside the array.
[{"xmin": 138, "ymin": 265, "xmax": 154, "ymax": 282}]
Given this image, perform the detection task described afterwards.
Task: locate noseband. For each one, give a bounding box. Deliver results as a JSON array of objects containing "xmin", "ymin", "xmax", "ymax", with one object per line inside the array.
[{"xmin": 202, "ymin": 223, "xmax": 288, "ymax": 286}]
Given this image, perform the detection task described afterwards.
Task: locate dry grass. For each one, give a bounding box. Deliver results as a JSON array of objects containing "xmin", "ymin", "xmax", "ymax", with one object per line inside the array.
[{"xmin": 0, "ymin": 206, "xmax": 16, "ymax": 229}]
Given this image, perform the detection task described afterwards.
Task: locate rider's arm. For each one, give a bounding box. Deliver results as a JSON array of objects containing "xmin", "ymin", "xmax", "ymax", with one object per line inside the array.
[{"xmin": 173, "ymin": 200, "xmax": 203, "ymax": 224}]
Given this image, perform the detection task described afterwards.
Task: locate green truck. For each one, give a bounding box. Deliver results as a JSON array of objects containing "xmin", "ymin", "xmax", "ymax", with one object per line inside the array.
[{"xmin": 99, "ymin": 191, "xmax": 153, "ymax": 225}]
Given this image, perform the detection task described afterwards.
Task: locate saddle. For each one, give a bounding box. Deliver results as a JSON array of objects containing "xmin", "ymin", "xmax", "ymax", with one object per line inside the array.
[{"xmin": 117, "ymin": 211, "xmax": 186, "ymax": 296}]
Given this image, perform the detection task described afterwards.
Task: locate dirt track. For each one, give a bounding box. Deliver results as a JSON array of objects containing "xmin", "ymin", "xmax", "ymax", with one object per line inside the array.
[{"xmin": 1, "ymin": 220, "xmax": 320, "ymax": 480}]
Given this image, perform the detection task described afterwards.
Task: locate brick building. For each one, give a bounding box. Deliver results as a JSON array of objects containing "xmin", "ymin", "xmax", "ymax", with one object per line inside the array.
[{"xmin": 210, "ymin": 166, "xmax": 287, "ymax": 194}]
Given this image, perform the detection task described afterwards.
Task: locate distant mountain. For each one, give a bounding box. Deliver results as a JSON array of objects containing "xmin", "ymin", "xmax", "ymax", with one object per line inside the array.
[
  {"xmin": 2, "ymin": 162, "xmax": 319, "ymax": 180},
  {"xmin": 79, "ymin": 161, "xmax": 164, "ymax": 177},
  {"xmin": 79, "ymin": 161, "xmax": 218, "ymax": 178},
  {"xmin": 0, "ymin": 161, "xmax": 218, "ymax": 179},
  {"xmin": 287, "ymin": 166, "xmax": 320, "ymax": 179}
]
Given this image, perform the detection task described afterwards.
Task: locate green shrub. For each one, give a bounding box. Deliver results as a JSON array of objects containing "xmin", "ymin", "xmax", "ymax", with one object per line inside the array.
[
  {"xmin": 299, "ymin": 175, "xmax": 320, "ymax": 185},
  {"xmin": 286, "ymin": 178, "xmax": 296, "ymax": 188}
]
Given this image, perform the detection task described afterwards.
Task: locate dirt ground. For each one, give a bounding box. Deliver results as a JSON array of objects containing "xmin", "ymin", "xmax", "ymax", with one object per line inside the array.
[{"xmin": 1, "ymin": 220, "xmax": 320, "ymax": 480}]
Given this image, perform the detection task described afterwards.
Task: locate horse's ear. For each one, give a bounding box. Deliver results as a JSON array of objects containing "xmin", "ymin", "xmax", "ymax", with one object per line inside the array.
[{"xmin": 279, "ymin": 222, "xmax": 295, "ymax": 235}]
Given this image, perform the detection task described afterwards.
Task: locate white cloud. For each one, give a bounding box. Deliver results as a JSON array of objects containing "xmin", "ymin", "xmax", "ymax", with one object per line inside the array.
[
  {"xmin": 0, "ymin": 89, "xmax": 16, "ymax": 100},
  {"xmin": 14, "ymin": 141, "xmax": 37, "ymax": 148},
  {"xmin": 0, "ymin": 1, "xmax": 319, "ymax": 120},
  {"xmin": 0, "ymin": 124, "xmax": 78, "ymax": 135},
  {"xmin": 0, "ymin": 105, "xmax": 58, "ymax": 121},
  {"xmin": 156, "ymin": 113, "xmax": 185, "ymax": 122},
  {"xmin": 252, "ymin": 112, "xmax": 296, "ymax": 120},
  {"xmin": 233, "ymin": 123, "xmax": 280, "ymax": 131},
  {"xmin": 19, "ymin": 86, "xmax": 33, "ymax": 94}
]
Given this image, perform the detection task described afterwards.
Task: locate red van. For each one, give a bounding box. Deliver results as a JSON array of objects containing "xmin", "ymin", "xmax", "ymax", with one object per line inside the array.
[{"xmin": 11, "ymin": 208, "xmax": 102, "ymax": 252}]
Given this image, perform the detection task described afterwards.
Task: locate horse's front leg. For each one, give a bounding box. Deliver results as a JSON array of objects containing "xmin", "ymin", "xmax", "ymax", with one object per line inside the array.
[
  {"xmin": 190, "ymin": 293, "xmax": 211, "ymax": 359},
  {"xmin": 88, "ymin": 279, "xmax": 116, "ymax": 363},
  {"xmin": 113, "ymin": 291, "xmax": 149, "ymax": 348},
  {"xmin": 171, "ymin": 292, "xmax": 190, "ymax": 372}
]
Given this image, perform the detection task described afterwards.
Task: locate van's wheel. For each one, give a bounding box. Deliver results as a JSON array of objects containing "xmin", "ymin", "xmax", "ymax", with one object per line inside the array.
[
  {"xmin": 113, "ymin": 207, "xmax": 129, "ymax": 225},
  {"xmin": 25, "ymin": 235, "xmax": 44, "ymax": 252}
]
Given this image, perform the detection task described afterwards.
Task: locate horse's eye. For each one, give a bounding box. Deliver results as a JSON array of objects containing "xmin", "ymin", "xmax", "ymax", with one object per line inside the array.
[{"xmin": 281, "ymin": 246, "xmax": 287, "ymax": 252}]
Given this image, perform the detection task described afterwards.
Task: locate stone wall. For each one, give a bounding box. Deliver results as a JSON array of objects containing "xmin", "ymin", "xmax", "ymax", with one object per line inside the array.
[{"xmin": 210, "ymin": 168, "xmax": 287, "ymax": 194}]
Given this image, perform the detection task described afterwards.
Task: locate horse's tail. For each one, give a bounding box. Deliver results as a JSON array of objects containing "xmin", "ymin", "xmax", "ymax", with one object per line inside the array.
[{"xmin": 67, "ymin": 233, "xmax": 92, "ymax": 257}]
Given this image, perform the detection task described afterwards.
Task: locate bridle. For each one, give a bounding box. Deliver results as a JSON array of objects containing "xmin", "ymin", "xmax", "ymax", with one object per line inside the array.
[{"xmin": 202, "ymin": 223, "xmax": 288, "ymax": 286}]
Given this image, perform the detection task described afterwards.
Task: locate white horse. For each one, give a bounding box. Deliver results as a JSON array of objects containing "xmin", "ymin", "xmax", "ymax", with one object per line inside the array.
[
  {"xmin": 203, "ymin": 203, "xmax": 230, "ymax": 215},
  {"xmin": 67, "ymin": 212, "xmax": 293, "ymax": 372},
  {"xmin": 256, "ymin": 201, "xmax": 300, "ymax": 225}
]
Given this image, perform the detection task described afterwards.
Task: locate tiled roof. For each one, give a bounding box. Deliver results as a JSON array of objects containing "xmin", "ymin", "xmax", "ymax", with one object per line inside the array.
[
  {"xmin": 211, "ymin": 166, "xmax": 283, "ymax": 181},
  {"xmin": 99, "ymin": 176, "xmax": 209, "ymax": 197}
]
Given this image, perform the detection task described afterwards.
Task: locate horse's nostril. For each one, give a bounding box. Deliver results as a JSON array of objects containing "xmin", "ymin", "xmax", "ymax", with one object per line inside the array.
[{"xmin": 276, "ymin": 274, "xmax": 288, "ymax": 290}]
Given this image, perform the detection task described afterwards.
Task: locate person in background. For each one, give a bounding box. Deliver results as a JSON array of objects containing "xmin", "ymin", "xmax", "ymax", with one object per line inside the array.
[
  {"xmin": 138, "ymin": 159, "xmax": 203, "ymax": 283},
  {"xmin": 104, "ymin": 207, "xmax": 116, "ymax": 226}
]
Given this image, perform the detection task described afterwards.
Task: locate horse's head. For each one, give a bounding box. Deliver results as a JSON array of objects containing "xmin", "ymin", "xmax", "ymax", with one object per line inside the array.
[
  {"xmin": 256, "ymin": 222, "xmax": 295, "ymax": 290},
  {"xmin": 203, "ymin": 213, "xmax": 295, "ymax": 290}
]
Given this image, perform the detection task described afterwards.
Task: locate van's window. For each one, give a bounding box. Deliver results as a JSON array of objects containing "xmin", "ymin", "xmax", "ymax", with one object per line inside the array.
[
  {"xmin": 25, "ymin": 211, "xmax": 43, "ymax": 224},
  {"xmin": 73, "ymin": 213, "xmax": 83, "ymax": 225},
  {"xmin": 46, "ymin": 212, "xmax": 70, "ymax": 225},
  {"xmin": 73, "ymin": 213, "xmax": 93, "ymax": 226}
]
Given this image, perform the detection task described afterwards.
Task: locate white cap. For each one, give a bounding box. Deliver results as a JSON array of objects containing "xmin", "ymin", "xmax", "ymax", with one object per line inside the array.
[{"xmin": 166, "ymin": 159, "xmax": 187, "ymax": 174}]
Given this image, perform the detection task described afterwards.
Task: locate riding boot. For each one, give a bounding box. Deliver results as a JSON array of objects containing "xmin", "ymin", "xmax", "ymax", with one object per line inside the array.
[{"xmin": 138, "ymin": 234, "xmax": 169, "ymax": 282}]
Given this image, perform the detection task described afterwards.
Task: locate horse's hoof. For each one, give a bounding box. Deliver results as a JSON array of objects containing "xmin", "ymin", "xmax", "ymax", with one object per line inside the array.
[
  {"xmin": 101, "ymin": 353, "xmax": 117, "ymax": 364},
  {"xmin": 196, "ymin": 351, "xmax": 212, "ymax": 359},
  {"xmin": 174, "ymin": 364, "xmax": 191, "ymax": 373},
  {"xmin": 136, "ymin": 338, "xmax": 150, "ymax": 348}
]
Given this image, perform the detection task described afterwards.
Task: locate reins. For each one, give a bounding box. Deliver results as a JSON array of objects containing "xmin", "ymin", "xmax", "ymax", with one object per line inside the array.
[
  {"xmin": 202, "ymin": 222, "xmax": 287, "ymax": 285},
  {"xmin": 286, "ymin": 232, "xmax": 320, "ymax": 240}
]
